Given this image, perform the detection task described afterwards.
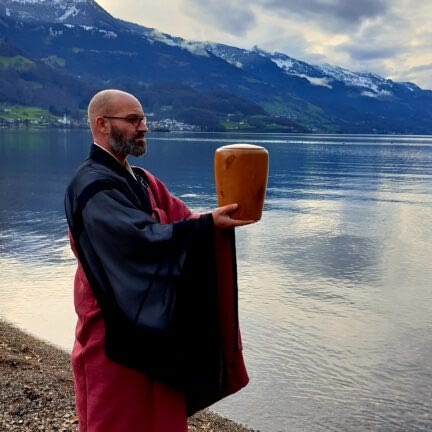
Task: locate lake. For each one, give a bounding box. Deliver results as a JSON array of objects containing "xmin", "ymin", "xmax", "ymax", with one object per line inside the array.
[{"xmin": 1, "ymin": 129, "xmax": 432, "ymax": 432}]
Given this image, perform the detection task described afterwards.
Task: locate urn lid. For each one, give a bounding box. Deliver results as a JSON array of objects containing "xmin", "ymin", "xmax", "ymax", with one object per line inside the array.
[{"xmin": 216, "ymin": 143, "xmax": 267, "ymax": 151}]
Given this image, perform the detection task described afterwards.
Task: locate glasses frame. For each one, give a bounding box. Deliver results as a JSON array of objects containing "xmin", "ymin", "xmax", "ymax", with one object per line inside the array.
[{"xmin": 102, "ymin": 115, "xmax": 147, "ymax": 128}]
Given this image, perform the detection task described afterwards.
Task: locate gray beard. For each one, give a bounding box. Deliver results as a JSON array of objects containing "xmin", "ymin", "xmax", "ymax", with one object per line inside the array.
[{"xmin": 109, "ymin": 128, "xmax": 147, "ymax": 157}]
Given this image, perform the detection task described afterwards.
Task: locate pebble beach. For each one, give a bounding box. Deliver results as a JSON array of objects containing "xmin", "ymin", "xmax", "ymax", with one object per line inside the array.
[{"xmin": 0, "ymin": 320, "xmax": 257, "ymax": 432}]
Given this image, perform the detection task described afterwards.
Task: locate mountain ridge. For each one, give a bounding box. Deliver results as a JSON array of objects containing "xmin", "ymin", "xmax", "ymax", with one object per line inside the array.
[{"xmin": 1, "ymin": 0, "xmax": 431, "ymax": 133}]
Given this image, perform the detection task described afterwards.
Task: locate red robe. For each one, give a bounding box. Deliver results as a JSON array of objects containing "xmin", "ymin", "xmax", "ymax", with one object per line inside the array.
[{"xmin": 70, "ymin": 168, "xmax": 248, "ymax": 432}]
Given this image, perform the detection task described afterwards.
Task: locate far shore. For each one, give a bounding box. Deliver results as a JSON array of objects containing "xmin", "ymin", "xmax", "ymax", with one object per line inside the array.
[{"xmin": 0, "ymin": 319, "xmax": 258, "ymax": 432}]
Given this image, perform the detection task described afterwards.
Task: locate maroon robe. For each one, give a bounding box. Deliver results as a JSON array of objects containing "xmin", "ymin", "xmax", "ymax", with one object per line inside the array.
[{"xmin": 70, "ymin": 168, "xmax": 248, "ymax": 432}]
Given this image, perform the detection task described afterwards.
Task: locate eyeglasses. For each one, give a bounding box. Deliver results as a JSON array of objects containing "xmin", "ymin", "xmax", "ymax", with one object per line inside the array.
[{"xmin": 103, "ymin": 115, "xmax": 147, "ymax": 128}]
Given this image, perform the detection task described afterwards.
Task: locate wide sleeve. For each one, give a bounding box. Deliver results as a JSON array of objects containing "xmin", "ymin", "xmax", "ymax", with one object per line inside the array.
[{"xmin": 77, "ymin": 185, "xmax": 213, "ymax": 334}]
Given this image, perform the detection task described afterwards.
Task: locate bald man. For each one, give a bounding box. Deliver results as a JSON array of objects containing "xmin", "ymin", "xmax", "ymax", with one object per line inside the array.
[{"xmin": 64, "ymin": 90, "xmax": 251, "ymax": 431}]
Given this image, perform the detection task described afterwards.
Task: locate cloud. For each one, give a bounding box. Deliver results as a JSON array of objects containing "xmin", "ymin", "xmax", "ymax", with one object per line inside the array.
[
  {"xmin": 396, "ymin": 62, "xmax": 432, "ymax": 88},
  {"xmin": 182, "ymin": 0, "xmax": 391, "ymax": 35},
  {"xmin": 97, "ymin": 0, "xmax": 432, "ymax": 89},
  {"xmin": 409, "ymin": 63, "xmax": 432, "ymax": 73},
  {"xmin": 181, "ymin": 0, "xmax": 256, "ymax": 36},
  {"xmin": 259, "ymin": 0, "xmax": 390, "ymax": 27},
  {"xmin": 338, "ymin": 42, "xmax": 405, "ymax": 61}
]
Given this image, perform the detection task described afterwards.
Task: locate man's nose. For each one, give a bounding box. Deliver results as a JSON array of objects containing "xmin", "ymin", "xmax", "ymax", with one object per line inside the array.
[{"xmin": 137, "ymin": 119, "xmax": 148, "ymax": 132}]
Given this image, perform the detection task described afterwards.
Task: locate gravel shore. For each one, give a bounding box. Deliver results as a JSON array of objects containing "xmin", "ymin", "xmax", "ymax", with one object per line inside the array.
[{"xmin": 0, "ymin": 320, "xmax": 257, "ymax": 432}]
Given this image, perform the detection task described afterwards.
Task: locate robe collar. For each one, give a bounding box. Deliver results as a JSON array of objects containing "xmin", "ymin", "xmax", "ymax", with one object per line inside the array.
[
  {"xmin": 88, "ymin": 144, "xmax": 152, "ymax": 214},
  {"xmin": 89, "ymin": 144, "xmax": 132, "ymax": 177},
  {"xmin": 92, "ymin": 142, "xmax": 137, "ymax": 180}
]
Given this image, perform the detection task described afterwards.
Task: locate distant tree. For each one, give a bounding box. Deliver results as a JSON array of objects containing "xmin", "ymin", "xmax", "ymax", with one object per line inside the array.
[
  {"xmin": 176, "ymin": 108, "xmax": 222, "ymax": 131},
  {"xmin": 247, "ymin": 116, "xmax": 267, "ymax": 129}
]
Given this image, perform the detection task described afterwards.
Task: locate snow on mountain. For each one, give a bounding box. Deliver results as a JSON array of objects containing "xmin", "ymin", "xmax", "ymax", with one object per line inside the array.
[
  {"xmin": 147, "ymin": 29, "xmax": 179, "ymax": 47},
  {"xmin": 0, "ymin": 0, "xmax": 421, "ymax": 98},
  {"xmin": 185, "ymin": 43, "xmax": 387, "ymax": 94},
  {"xmin": 175, "ymin": 40, "xmax": 401, "ymax": 96},
  {"xmin": 0, "ymin": 0, "xmax": 119, "ymax": 29},
  {"xmin": 317, "ymin": 64, "xmax": 393, "ymax": 95},
  {"xmin": 271, "ymin": 56, "xmax": 293, "ymax": 72},
  {"xmin": 6, "ymin": 0, "xmax": 83, "ymax": 4},
  {"xmin": 265, "ymin": 51, "xmax": 337, "ymax": 89},
  {"xmin": 200, "ymin": 43, "xmax": 249, "ymax": 68},
  {"xmin": 144, "ymin": 30, "xmax": 210, "ymax": 56},
  {"xmin": 261, "ymin": 50, "xmax": 395, "ymax": 96},
  {"xmin": 396, "ymin": 82, "xmax": 421, "ymax": 92},
  {"xmin": 300, "ymin": 75, "xmax": 333, "ymax": 89},
  {"xmin": 179, "ymin": 40, "xmax": 210, "ymax": 57},
  {"xmin": 57, "ymin": 3, "xmax": 79, "ymax": 22},
  {"xmin": 268, "ymin": 51, "xmax": 320, "ymax": 76}
]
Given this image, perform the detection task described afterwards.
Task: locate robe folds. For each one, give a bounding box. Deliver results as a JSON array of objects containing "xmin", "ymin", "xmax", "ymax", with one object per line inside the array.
[{"xmin": 64, "ymin": 144, "xmax": 249, "ymax": 432}]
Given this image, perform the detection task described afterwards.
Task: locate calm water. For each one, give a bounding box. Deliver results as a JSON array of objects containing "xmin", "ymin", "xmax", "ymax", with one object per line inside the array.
[{"xmin": 1, "ymin": 129, "xmax": 432, "ymax": 431}]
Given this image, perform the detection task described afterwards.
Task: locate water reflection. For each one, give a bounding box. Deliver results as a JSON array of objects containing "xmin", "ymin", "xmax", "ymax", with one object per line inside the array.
[{"xmin": 1, "ymin": 130, "xmax": 432, "ymax": 431}]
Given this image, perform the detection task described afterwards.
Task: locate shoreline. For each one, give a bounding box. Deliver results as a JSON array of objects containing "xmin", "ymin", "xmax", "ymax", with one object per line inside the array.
[{"xmin": 0, "ymin": 319, "xmax": 258, "ymax": 432}]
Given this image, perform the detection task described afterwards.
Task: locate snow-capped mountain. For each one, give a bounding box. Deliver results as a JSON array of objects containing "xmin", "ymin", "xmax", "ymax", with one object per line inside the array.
[
  {"xmin": 1, "ymin": 0, "xmax": 431, "ymax": 133},
  {"xmin": 0, "ymin": 0, "xmax": 422, "ymax": 97},
  {"xmin": 0, "ymin": 0, "xmax": 119, "ymax": 28},
  {"xmin": 193, "ymin": 43, "xmax": 417, "ymax": 99},
  {"xmin": 124, "ymin": 31, "xmax": 422, "ymax": 99}
]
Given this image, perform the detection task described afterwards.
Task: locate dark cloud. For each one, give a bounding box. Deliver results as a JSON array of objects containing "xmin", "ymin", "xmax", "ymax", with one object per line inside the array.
[
  {"xmin": 182, "ymin": 0, "xmax": 256, "ymax": 36},
  {"xmin": 409, "ymin": 63, "xmax": 432, "ymax": 73},
  {"xmin": 183, "ymin": 0, "xmax": 391, "ymax": 36},
  {"xmin": 261, "ymin": 0, "xmax": 390, "ymax": 25},
  {"xmin": 338, "ymin": 42, "xmax": 404, "ymax": 61}
]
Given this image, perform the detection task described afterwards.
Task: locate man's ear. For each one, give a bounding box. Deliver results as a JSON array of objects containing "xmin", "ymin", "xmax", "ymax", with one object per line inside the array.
[{"xmin": 95, "ymin": 116, "xmax": 110, "ymax": 134}]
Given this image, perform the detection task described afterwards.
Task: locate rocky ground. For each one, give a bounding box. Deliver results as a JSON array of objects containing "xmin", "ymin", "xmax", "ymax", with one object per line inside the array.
[{"xmin": 0, "ymin": 320, "xmax": 257, "ymax": 432}]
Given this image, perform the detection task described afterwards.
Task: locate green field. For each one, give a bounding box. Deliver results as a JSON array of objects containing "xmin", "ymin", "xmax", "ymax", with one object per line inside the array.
[
  {"xmin": 0, "ymin": 56, "xmax": 35, "ymax": 71},
  {"xmin": 0, "ymin": 104, "xmax": 57, "ymax": 123}
]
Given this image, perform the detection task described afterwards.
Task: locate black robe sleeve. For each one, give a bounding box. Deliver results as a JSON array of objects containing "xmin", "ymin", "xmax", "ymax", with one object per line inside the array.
[{"xmin": 72, "ymin": 184, "xmax": 213, "ymax": 334}]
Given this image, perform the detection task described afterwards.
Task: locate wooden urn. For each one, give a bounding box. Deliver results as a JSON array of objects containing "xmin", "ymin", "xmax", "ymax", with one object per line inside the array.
[{"xmin": 214, "ymin": 144, "xmax": 269, "ymax": 221}]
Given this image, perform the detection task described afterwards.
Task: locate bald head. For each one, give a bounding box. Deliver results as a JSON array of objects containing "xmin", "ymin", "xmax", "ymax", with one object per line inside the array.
[{"xmin": 88, "ymin": 89, "xmax": 141, "ymax": 130}]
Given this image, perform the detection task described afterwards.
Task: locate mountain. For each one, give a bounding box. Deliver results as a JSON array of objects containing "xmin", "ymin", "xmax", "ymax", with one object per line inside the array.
[
  {"xmin": 1, "ymin": 0, "xmax": 431, "ymax": 133},
  {"xmin": 0, "ymin": 35, "xmax": 279, "ymax": 130},
  {"xmin": 0, "ymin": 36, "xmax": 93, "ymax": 116},
  {"xmin": 197, "ymin": 44, "xmax": 432, "ymax": 133},
  {"xmin": 0, "ymin": 0, "xmax": 119, "ymax": 29}
]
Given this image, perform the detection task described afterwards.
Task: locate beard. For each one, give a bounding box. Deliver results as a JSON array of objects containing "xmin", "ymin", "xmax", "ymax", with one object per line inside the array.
[{"xmin": 109, "ymin": 126, "xmax": 147, "ymax": 157}]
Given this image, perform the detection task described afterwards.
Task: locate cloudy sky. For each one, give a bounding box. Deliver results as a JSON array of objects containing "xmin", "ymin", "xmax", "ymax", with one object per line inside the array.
[{"xmin": 97, "ymin": 0, "xmax": 432, "ymax": 89}]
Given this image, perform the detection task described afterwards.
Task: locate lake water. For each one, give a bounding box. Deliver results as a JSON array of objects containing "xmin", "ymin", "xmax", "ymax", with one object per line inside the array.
[{"xmin": 1, "ymin": 129, "xmax": 432, "ymax": 432}]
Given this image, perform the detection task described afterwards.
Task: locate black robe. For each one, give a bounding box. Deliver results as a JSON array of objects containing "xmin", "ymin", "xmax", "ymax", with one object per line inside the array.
[{"xmin": 65, "ymin": 144, "xmax": 248, "ymax": 415}]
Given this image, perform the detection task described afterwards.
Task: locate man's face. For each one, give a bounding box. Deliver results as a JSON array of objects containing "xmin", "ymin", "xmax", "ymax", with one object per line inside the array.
[
  {"xmin": 109, "ymin": 122, "xmax": 147, "ymax": 157},
  {"xmin": 105, "ymin": 94, "xmax": 148, "ymax": 157}
]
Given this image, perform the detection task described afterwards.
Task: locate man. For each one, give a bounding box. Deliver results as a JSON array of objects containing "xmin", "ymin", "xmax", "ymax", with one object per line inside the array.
[{"xmin": 65, "ymin": 89, "xmax": 253, "ymax": 431}]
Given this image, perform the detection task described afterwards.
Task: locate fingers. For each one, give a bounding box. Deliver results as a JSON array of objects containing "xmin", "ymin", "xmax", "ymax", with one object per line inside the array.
[
  {"xmin": 228, "ymin": 218, "xmax": 256, "ymax": 226},
  {"xmin": 212, "ymin": 203, "xmax": 257, "ymax": 228},
  {"xmin": 217, "ymin": 203, "xmax": 239, "ymax": 215}
]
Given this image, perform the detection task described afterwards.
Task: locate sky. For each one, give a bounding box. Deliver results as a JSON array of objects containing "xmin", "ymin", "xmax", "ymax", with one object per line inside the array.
[{"xmin": 97, "ymin": 0, "xmax": 432, "ymax": 90}]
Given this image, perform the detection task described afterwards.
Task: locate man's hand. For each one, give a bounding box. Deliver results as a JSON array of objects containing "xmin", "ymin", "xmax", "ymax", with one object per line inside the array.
[{"xmin": 212, "ymin": 204, "xmax": 256, "ymax": 229}]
